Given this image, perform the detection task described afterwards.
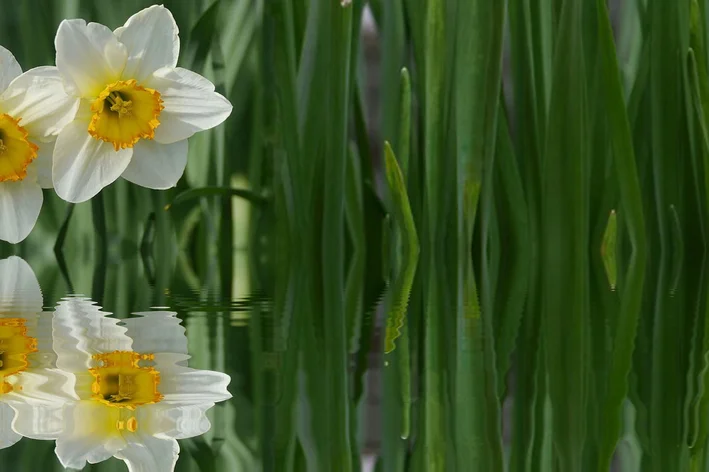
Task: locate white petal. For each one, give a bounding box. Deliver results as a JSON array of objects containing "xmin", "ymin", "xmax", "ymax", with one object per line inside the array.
[
  {"xmin": 121, "ymin": 139, "xmax": 187, "ymax": 189},
  {"xmin": 140, "ymin": 402, "xmax": 214, "ymax": 440},
  {"xmin": 30, "ymin": 140, "xmax": 54, "ymax": 189},
  {"xmin": 0, "ymin": 256, "xmax": 42, "ymax": 312},
  {"xmin": 149, "ymin": 67, "xmax": 232, "ymax": 144},
  {"xmin": 33, "ymin": 312, "xmax": 57, "ymax": 364},
  {"xmin": 115, "ymin": 433, "xmax": 178, "ymax": 472},
  {"xmin": 55, "ymin": 19, "xmax": 127, "ymax": 97},
  {"xmin": 0, "ymin": 45, "xmax": 22, "ymax": 93},
  {"xmin": 53, "ymin": 297, "xmax": 132, "ymax": 374},
  {"xmin": 53, "ymin": 120, "xmax": 133, "ymax": 203},
  {"xmin": 0, "ymin": 179, "xmax": 43, "ymax": 244},
  {"xmin": 54, "ymin": 401, "xmax": 126, "ymax": 469},
  {"xmin": 160, "ymin": 367, "xmax": 231, "ymax": 405},
  {"xmin": 0, "ymin": 67, "xmax": 80, "ymax": 140},
  {"xmin": 115, "ymin": 5, "xmax": 180, "ymax": 83},
  {"xmin": 122, "ymin": 312, "xmax": 188, "ymax": 355},
  {"xmin": 8, "ymin": 401, "xmax": 64, "ymax": 440},
  {"xmin": 5, "ymin": 369, "xmax": 77, "ymax": 440},
  {"xmin": 0, "ymin": 403, "xmax": 21, "ymax": 449}
]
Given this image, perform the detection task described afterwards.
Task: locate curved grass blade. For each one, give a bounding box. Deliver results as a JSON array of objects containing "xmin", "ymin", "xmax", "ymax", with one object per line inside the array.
[
  {"xmin": 595, "ymin": 0, "xmax": 648, "ymax": 469},
  {"xmin": 382, "ymin": 142, "xmax": 419, "ymax": 469},
  {"xmin": 493, "ymin": 107, "xmax": 530, "ymax": 398},
  {"xmin": 542, "ymin": 0, "xmax": 589, "ymax": 469},
  {"xmin": 165, "ymin": 187, "xmax": 268, "ymax": 210}
]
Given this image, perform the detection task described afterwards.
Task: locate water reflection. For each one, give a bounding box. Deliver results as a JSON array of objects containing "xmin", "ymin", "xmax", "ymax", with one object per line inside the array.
[{"xmin": 0, "ymin": 257, "xmax": 231, "ymax": 471}]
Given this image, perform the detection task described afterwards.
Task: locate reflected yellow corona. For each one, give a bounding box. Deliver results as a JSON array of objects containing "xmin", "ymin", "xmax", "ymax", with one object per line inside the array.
[
  {"xmin": 89, "ymin": 350, "xmax": 162, "ymax": 409},
  {"xmin": 0, "ymin": 318, "xmax": 37, "ymax": 393}
]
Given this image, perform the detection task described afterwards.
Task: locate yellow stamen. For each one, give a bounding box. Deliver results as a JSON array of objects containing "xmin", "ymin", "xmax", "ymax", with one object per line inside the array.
[
  {"xmin": 0, "ymin": 115, "xmax": 38, "ymax": 183},
  {"xmin": 108, "ymin": 93, "xmax": 133, "ymax": 118},
  {"xmin": 88, "ymin": 80, "xmax": 164, "ymax": 151},
  {"xmin": 90, "ymin": 350, "xmax": 163, "ymax": 410}
]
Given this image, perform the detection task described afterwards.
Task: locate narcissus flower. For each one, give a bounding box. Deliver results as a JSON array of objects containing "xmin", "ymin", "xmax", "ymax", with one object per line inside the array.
[
  {"xmin": 50, "ymin": 5, "xmax": 232, "ymax": 203},
  {"xmin": 0, "ymin": 47, "xmax": 79, "ymax": 243},
  {"xmin": 8, "ymin": 299, "xmax": 231, "ymax": 471},
  {"xmin": 0, "ymin": 257, "xmax": 55, "ymax": 449}
]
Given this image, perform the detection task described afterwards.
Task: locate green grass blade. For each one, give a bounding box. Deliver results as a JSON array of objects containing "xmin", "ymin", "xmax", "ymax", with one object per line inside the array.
[{"xmin": 542, "ymin": 0, "xmax": 589, "ymax": 469}]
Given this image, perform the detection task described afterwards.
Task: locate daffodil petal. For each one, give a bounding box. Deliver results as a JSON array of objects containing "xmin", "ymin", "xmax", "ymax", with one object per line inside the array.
[
  {"xmin": 149, "ymin": 67, "xmax": 232, "ymax": 144},
  {"xmin": 53, "ymin": 297, "xmax": 132, "ymax": 374},
  {"xmin": 121, "ymin": 139, "xmax": 187, "ymax": 190},
  {"xmin": 0, "ymin": 403, "xmax": 21, "ymax": 449},
  {"xmin": 0, "ymin": 67, "xmax": 80, "ymax": 140},
  {"xmin": 5, "ymin": 369, "xmax": 78, "ymax": 440},
  {"xmin": 0, "ymin": 45, "xmax": 22, "ymax": 93},
  {"xmin": 8, "ymin": 401, "xmax": 64, "ymax": 440},
  {"xmin": 123, "ymin": 312, "xmax": 189, "ymax": 355},
  {"xmin": 55, "ymin": 19, "xmax": 127, "ymax": 97},
  {"xmin": 140, "ymin": 402, "xmax": 214, "ymax": 440},
  {"xmin": 115, "ymin": 434, "xmax": 178, "ymax": 472},
  {"xmin": 53, "ymin": 120, "xmax": 133, "ymax": 203},
  {"xmin": 160, "ymin": 367, "xmax": 232, "ymax": 405},
  {"xmin": 0, "ymin": 178, "xmax": 42, "ymax": 244},
  {"xmin": 34, "ymin": 312, "xmax": 57, "ymax": 364},
  {"xmin": 54, "ymin": 401, "xmax": 126, "ymax": 469},
  {"xmin": 115, "ymin": 5, "xmax": 180, "ymax": 83},
  {"xmin": 31, "ymin": 140, "xmax": 54, "ymax": 189},
  {"xmin": 0, "ymin": 256, "xmax": 42, "ymax": 311}
]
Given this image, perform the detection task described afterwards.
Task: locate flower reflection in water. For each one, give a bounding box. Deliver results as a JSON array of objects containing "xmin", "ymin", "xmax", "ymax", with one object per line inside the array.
[
  {"xmin": 0, "ymin": 257, "xmax": 53, "ymax": 450},
  {"xmin": 0, "ymin": 258, "xmax": 231, "ymax": 471}
]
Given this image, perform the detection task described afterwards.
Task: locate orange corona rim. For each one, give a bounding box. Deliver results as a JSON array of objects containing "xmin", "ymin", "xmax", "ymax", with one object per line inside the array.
[
  {"xmin": 88, "ymin": 80, "xmax": 164, "ymax": 151},
  {"xmin": 0, "ymin": 114, "xmax": 38, "ymax": 183}
]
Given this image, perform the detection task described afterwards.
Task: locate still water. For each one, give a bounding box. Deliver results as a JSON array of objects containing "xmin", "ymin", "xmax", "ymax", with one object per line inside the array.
[
  {"xmin": 0, "ymin": 256, "xmax": 253, "ymax": 471},
  {"xmin": 0, "ymin": 233, "xmax": 697, "ymax": 472}
]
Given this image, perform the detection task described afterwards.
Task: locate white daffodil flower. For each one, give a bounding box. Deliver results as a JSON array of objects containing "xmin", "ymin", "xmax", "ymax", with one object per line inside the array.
[
  {"xmin": 48, "ymin": 4, "xmax": 232, "ymax": 203},
  {"xmin": 0, "ymin": 46, "xmax": 80, "ymax": 243},
  {"xmin": 0, "ymin": 256, "xmax": 56, "ymax": 449},
  {"xmin": 9, "ymin": 298, "xmax": 232, "ymax": 471}
]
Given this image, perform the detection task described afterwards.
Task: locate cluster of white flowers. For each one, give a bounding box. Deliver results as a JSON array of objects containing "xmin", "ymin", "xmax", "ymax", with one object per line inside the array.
[
  {"xmin": 0, "ymin": 256, "xmax": 232, "ymax": 471},
  {"xmin": 0, "ymin": 5, "xmax": 232, "ymax": 243}
]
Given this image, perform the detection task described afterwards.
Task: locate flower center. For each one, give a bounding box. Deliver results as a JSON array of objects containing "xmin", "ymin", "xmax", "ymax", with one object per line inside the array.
[
  {"xmin": 0, "ymin": 318, "xmax": 38, "ymax": 394},
  {"xmin": 89, "ymin": 350, "xmax": 162, "ymax": 410},
  {"xmin": 0, "ymin": 114, "xmax": 38, "ymax": 183},
  {"xmin": 88, "ymin": 80, "xmax": 164, "ymax": 151}
]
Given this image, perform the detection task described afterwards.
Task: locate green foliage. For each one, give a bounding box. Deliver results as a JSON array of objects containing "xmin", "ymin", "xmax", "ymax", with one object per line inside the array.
[{"xmin": 6, "ymin": 0, "xmax": 709, "ymax": 471}]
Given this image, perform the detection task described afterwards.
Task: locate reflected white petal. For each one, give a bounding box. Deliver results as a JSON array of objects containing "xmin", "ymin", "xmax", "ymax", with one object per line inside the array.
[
  {"xmin": 0, "ymin": 256, "xmax": 42, "ymax": 311},
  {"xmin": 6, "ymin": 369, "xmax": 76, "ymax": 440},
  {"xmin": 53, "ymin": 298, "xmax": 132, "ymax": 375},
  {"xmin": 54, "ymin": 401, "xmax": 126, "ymax": 469},
  {"xmin": 114, "ymin": 433, "xmax": 178, "ymax": 472},
  {"xmin": 0, "ymin": 403, "xmax": 21, "ymax": 449},
  {"xmin": 160, "ymin": 367, "xmax": 231, "ymax": 405},
  {"xmin": 123, "ymin": 312, "xmax": 188, "ymax": 356},
  {"xmin": 140, "ymin": 402, "xmax": 213, "ymax": 440}
]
